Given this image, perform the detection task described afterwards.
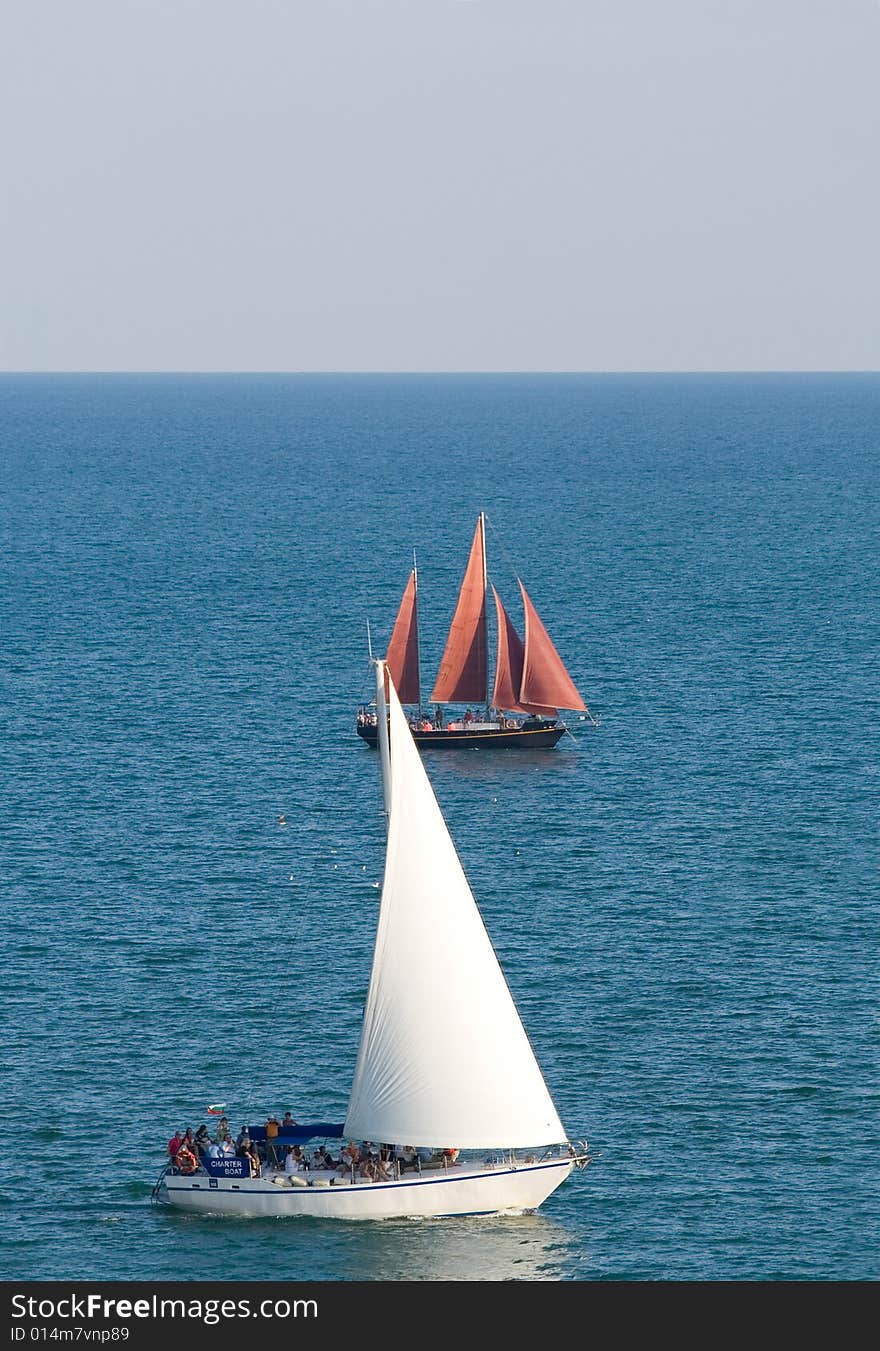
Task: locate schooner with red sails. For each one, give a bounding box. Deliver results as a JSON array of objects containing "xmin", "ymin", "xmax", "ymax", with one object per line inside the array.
[{"xmin": 356, "ymin": 513, "xmax": 596, "ymax": 749}]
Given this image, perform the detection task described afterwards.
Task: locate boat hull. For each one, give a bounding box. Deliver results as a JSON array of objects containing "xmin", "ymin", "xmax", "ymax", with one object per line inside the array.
[
  {"xmin": 158, "ymin": 1158, "xmax": 573, "ymax": 1220},
  {"xmin": 356, "ymin": 724, "xmax": 566, "ymax": 750}
]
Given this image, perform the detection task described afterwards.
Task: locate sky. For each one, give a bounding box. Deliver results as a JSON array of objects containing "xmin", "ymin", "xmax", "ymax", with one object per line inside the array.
[{"xmin": 2, "ymin": 0, "xmax": 879, "ymax": 371}]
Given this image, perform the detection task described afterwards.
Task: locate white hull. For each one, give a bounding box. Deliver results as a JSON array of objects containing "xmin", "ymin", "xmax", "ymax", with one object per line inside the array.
[{"xmin": 159, "ymin": 1159, "xmax": 573, "ymax": 1220}]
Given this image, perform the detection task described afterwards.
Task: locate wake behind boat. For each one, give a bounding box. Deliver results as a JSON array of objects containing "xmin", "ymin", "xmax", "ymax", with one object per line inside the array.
[
  {"xmin": 155, "ymin": 662, "xmax": 589, "ymax": 1219},
  {"xmin": 356, "ymin": 513, "xmax": 597, "ymax": 749}
]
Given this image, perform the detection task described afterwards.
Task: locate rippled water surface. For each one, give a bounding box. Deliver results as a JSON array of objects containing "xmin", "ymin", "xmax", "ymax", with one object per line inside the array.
[{"xmin": 2, "ymin": 374, "xmax": 878, "ymax": 1280}]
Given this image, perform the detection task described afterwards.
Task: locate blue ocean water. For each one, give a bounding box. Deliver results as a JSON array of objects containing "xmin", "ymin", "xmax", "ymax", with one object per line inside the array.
[{"xmin": 1, "ymin": 373, "xmax": 878, "ymax": 1282}]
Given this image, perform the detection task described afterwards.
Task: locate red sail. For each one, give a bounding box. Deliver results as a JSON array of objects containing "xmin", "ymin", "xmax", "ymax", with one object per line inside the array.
[
  {"xmin": 491, "ymin": 587, "xmax": 556, "ymax": 716},
  {"xmin": 430, "ymin": 518, "xmax": 488, "ymax": 704},
  {"xmin": 385, "ymin": 570, "xmax": 420, "ymax": 705},
  {"xmin": 518, "ymin": 580, "xmax": 586, "ymax": 712}
]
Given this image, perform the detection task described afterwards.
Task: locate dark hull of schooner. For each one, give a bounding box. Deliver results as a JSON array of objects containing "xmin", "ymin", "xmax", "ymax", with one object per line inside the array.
[{"xmin": 356, "ymin": 721, "xmax": 566, "ymax": 750}]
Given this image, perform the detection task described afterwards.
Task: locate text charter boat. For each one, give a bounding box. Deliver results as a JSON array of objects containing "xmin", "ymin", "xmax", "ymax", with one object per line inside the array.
[
  {"xmin": 156, "ymin": 662, "xmax": 588, "ymax": 1219},
  {"xmin": 356, "ymin": 513, "xmax": 597, "ymax": 749}
]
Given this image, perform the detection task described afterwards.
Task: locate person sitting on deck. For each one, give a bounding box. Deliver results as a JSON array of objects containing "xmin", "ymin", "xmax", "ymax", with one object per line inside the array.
[
  {"xmin": 284, "ymin": 1145, "xmax": 305, "ymax": 1174},
  {"xmin": 175, "ymin": 1144, "xmax": 198, "ymax": 1175},
  {"xmin": 219, "ymin": 1136, "xmax": 236, "ymax": 1158},
  {"xmin": 282, "ymin": 1111, "xmax": 297, "ymax": 1129},
  {"xmin": 193, "ymin": 1125, "xmax": 210, "ymax": 1158},
  {"xmin": 339, "ymin": 1141, "xmax": 360, "ymax": 1175},
  {"xmin": 394, "ymin": 1144, "xmax": 418, "ymax": 1173},
  {"xmin": 235, "ymin": 1131, "xmax": 251, "ymax": 1158},
  {"xmin": 246, "ymin": 1142, "xmax": 262, "ymax": 1178},
  {"xmin": 167, "ymin": 1131, "xmax": 182, "ymax": 1160}
]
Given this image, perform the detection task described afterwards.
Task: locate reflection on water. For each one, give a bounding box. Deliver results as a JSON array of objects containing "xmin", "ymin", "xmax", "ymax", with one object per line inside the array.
[
  {"xmin": 342, "ymin": 1211, "xmax": 577, "ymax": 1281},
  {"xmin": 156, "ymin": 1208, "xmax": 579, "ymax": 1282},
  {"xmin": 428, "ymin": 745, "xmax": 586, "ymax": 787}
]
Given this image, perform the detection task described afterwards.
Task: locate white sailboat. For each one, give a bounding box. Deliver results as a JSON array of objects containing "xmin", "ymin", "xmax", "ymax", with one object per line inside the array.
[{"xmin": 157, "ymin": 662, "xmax": 588, "ymax": 1219}]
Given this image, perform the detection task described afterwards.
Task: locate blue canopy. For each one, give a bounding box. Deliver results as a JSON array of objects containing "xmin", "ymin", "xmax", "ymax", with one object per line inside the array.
[{"xmin": 246, "ymin": 1121, "xmax": 345, "ymax": 1144}]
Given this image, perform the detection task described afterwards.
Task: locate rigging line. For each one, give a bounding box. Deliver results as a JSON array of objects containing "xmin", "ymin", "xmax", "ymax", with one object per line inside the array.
[
  {"xmin": 483, "ymin": 513, "xmax": 527, "ymax": 592},
  {"xmin": 487, "ymin": 515, "xmax": 600, "ymax": 727}
]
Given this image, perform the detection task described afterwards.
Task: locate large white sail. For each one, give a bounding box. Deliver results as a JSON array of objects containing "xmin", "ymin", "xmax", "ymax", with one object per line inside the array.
[{"xmin": 344, "ymin": 668, "xmax": 566, "ymax": 1149}]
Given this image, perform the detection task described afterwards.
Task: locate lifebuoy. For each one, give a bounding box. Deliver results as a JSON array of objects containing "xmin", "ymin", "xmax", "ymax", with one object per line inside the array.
[{"xmin": 176, "ymin": 1147, "xmax": 198, "ymax": 1174}]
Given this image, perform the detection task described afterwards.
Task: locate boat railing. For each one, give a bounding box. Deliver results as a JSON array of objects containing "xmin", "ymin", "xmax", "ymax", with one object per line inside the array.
[{"xmin": 150, "ymin": 1160, "xmax": 172, "ymax": 1203}]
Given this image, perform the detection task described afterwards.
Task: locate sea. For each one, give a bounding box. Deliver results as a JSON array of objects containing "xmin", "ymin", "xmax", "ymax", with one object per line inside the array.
[{"xmin": 1, "ymin": 373, "xmax": 878, "ymax": 1283}]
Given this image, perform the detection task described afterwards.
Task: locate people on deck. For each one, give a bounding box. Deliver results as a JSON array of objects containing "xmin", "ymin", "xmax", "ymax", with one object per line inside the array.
[
  {"xmin": 265, "ymin": 1115, "xmax": 280, "ymax": 1158},
  {"xmin": 284, "ymin": 1145, "xmax": 305, "ymax": 1174},
  {"xmin": 339, "ymin": 1141, "xmax": 360, "ymax": 1174},
  {"xmin": 164, "ymin": 1127, "xmax": 466, "ymax": 1181},
  {"xmin": 176, "ymin": 1145, "xmax": 198, "ymax": 1174}
]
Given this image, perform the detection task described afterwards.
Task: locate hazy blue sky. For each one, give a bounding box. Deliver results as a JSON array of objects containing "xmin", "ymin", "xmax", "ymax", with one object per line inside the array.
[{"xmin": 2, "ymin": 0, "xmax": 878, "ymax": 370}]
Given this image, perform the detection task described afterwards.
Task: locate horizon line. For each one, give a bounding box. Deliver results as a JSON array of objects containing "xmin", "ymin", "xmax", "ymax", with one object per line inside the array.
[{"xmin": 1, "ymin": 368, "xmax": 879, "ymax": 377}]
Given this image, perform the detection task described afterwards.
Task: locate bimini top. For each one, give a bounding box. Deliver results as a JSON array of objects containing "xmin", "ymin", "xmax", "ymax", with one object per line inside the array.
[{"xmin": 246, "ymin": 1121, "xmax": 345, "ymax": 1143}]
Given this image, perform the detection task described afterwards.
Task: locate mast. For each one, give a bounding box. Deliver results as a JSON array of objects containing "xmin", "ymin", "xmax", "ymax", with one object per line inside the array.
[
  {"xmin": 413, "ymin": 549, "xmax": 422, "ymax": 716},
  {"xmin": 429, "ymin": 518, "xmax": 488, "ymax": 705},
  {"xmin": 385, "ymin": 570, "xmax": 420, "ymax": 705},
  {"xmin": 375, "ymin": 659, "xmax": 391, "ymax": 824},
  {"xmin": 479, "ymin": 511, "xmax": 489, "ymax": 717}
]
